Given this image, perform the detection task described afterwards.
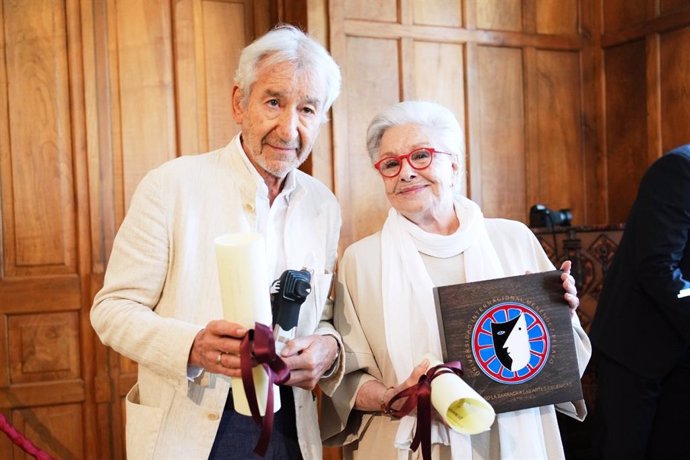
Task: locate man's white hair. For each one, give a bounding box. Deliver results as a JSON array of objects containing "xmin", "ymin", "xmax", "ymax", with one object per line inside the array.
[{"xmin": 234, "ymin": 24, "xmax": 341, "ymax": 122}]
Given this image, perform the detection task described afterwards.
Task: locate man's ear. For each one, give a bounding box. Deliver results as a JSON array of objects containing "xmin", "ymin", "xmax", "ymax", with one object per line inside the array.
[{"xmin": 231, "ymin": 85, "xmax": 244, "ymax": 124}]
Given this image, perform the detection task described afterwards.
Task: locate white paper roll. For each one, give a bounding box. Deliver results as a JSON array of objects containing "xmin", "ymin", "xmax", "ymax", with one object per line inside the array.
[
  {"xmin": 215, "ymin": 232, "xmax": 280, "ymax": 416},
  {"xmin": 424, "ymin": 354, "xmax": 495, "ymax": 435}
]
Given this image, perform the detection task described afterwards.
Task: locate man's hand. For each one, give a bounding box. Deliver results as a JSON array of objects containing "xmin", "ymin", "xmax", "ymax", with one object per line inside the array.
[
  {"xmin": 560, "ymin": 260, "xmax": 580, "ymax": 318},
  {"xmin": 188, "ymin": 320, "xmax": 247, "ymax": 377},
  {"xmin": 280, "ymin": 334, "xmax": 338, "ymax": 390}
]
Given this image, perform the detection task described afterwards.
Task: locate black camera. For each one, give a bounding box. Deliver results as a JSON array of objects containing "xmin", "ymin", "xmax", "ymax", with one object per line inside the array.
[
  {"xmin": 271, "ymin": 269, "xmax": 311, "ymax": 352},
  {"xmin": 529, "ymin": 204, "xmax": 573, "ymax": 228}
]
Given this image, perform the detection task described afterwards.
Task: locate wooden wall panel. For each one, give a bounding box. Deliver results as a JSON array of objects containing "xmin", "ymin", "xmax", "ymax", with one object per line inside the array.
[
  {"xmin": 659, "ymin": 26, "xmax": 690, "ymax": 153},
  {"xmin": 413, "ymin": 41, "xmax": 466, "ymax": 193},
  {"xmin": 600, "ymin": 0, "xmax": 690, "ymax": 222},
  {"xmin": 0, "ymin": 278, "xmax": 81, "ymax": 316},
  {"xmin": 530, "ymin": 50, "xmax": 584, "ymax": 221},
  {"xmin": 412, "ymin": 0, "xmax": 462, "ymax": 27},
  {"xmin": 12, "ymin": 404, "xmax": 84, "ymax": 459},
  {"xmin": 330, "ymin": 0, "xmax": 598, "ymax": 250},
  {"xmin": 604, "ymin": 40, "xmax": 647, "ymax": 223},
  {"xmin": 81, "ymin": 2, "xmax": 122, "ymax": 458},
  {"xmin": 303, "ymin": 0, "xmax": 335, "ymax": 190},
  {"xmin": 0, "ymin": 0, "xmax": 7, "ymax": 270},
  {"xmin": 337, "ymin": 36, "xmax": 400, "ymax": 246},
  {"xmin": 603, "ymin": 0, "xmax": 646, "ymax": 33},
  {"xmin": 661, "ymin": 0, "xmax": 690, "ymax": 15},
  {"xmin": 476, "ymin": 0, "xmax": 521, "ymax": 31},
  {"xmin": 0, "ymin": 314, "xmax": 8, "ymax": 394},
  {"xmin": 344, "ymin": 0, "xmax": 396, "ymax": 22},
  {"xmin": 413, "ymin": 41, "xmax": 465, "ymax": 113},
  {"xmin": 173, "ymin": 0, "xmax": 207, "ymax": 155},
  {"xmin": 8, "ymin": 312, "xmax": 80, "ymax": 384},
  {"xmin": 0, "ymin": 429, "xmax": 9, "ymax": 460},
  {"xmin": 173, "ymin": 0, "xmax": 263, "ymax": 157},
  {"xmin": 0, "ymin": 0, "xmax": 76, "ymax": 276},
  {"xmin": 475, "ymin": 46, "xmax": 525, "ymax": 221},
  {"xmin": 203, "ymin": 0, "xmax": 245, "ymax": 151},
  {"xmin": 536, "ymin": 0, "xmax": 578, "ymax": 35},
  {"xmin": 84, "ymin": 0, "xmax": 117, "ymax": 275},
  {"xmin": 114, "ymin": 0, "xmax": 177, "ymax": 208}
]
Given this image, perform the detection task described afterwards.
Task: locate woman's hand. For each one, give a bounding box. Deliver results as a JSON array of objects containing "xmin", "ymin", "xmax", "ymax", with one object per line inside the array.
[
  {"xmin": 355, "ymin": 359, "xmax": 430, "ymax": 413},
  {"xmin": 560, "ymin": 260, "xmax": 580, "ymax": 318},
  {"xmin": 386, "ymin": 359, "xmax": 430, "ymax": 411}
]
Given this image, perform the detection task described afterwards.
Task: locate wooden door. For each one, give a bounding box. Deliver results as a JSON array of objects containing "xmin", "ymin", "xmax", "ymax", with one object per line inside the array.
[{"xmin": 0, "ymin": 1, "xmax": 94, "ymax": 458}]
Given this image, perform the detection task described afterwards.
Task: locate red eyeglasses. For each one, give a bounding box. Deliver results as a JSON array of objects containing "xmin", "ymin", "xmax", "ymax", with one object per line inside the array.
[{"xmin": 373, "ymin": 147, "xmax": 453, "ymax": 178}]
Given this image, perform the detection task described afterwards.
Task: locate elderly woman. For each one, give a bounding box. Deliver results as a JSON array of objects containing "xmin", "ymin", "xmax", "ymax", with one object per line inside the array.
[{"xmin": 321, "ymin": 101, "xmax": 591, "ymax": 459}]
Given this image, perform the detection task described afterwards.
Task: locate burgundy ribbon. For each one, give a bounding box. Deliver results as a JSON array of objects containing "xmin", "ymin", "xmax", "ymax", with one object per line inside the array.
[
  {"xmin": 385, "ymin": 361, "xmax": 464, "ymax": 460},
  {"xmin": 0, "ymin": 413, "xmax": 54, "ymax": 460},
  {"xmin": 239, "ymin": 322, "xmax": 291, "ymax": 456}
]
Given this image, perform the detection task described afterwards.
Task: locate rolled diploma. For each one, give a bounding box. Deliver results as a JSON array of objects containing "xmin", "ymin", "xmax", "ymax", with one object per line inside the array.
[
  {"xmin": 424, "ymin": 354, "xmax": 495, "ymax": 434},
  {"xmin": 215, "ymin": 233, "xmax": 280, "ymax": 416}
]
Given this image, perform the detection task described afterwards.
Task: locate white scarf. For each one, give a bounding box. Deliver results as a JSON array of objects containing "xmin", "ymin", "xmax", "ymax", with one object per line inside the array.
[{"xmin": 381, "ymin": 196, "xmax": 548, "ymax": 459}]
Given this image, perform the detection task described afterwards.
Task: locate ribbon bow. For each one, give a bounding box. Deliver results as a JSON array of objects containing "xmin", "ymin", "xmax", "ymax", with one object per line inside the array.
[
  {"xmin": 385, "ymin": 361, "xmax": 464, "ymax": 460},
  {"xmin": 240, "ymin": 322, "xmax": 291, "ymax": 456}
]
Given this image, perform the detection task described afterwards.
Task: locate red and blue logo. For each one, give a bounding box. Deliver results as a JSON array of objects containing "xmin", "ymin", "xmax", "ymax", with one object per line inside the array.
[{"xmin": 471, "ymin": 302, "xmax": 550, "ymax": 384}]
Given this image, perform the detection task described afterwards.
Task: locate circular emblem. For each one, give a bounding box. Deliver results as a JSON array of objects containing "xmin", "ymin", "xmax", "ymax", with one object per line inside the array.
[{"xmin": 471, "ymin": 301, "xmax": 549, "ymax": 384}]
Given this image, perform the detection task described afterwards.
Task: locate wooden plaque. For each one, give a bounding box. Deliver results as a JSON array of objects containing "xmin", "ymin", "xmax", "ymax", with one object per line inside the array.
[{"xmin": 433, "ymin": 271, "xmax": 583, "ymax": 413}]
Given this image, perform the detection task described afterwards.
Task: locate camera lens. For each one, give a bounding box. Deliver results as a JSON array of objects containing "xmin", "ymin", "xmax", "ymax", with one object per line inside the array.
[
  {"xmin": 552, "ymin": 209, "xmax": 573, "ymax": 226},
  {"xmin": 528, "ymin": 204, "xmax": 572, "ymax": 227}
]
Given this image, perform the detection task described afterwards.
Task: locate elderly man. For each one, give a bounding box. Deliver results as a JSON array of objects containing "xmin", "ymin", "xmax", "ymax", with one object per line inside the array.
[{"xmin": 91, "ymin": 25, "xmax": 342, "ymax": 459}]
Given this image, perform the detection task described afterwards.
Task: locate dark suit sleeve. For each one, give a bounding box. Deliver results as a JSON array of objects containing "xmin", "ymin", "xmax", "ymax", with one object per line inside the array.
[{"xmin": 633, "ymin": 152, "xmax": 690, "ymax": 320}]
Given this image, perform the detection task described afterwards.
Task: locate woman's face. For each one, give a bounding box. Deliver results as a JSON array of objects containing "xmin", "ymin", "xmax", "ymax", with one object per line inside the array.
[{"xmin": 377, "ymin": 123, "xmax": 460, "ymax": 225}]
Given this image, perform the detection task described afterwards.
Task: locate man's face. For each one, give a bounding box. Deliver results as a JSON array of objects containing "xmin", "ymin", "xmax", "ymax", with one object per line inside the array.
[{"xmin": 232, "ymin": 60, "xmax": 326, "ymax": 180}]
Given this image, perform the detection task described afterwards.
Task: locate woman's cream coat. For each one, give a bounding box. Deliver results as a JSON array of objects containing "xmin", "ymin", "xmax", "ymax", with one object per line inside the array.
[{"xmin": 322, "ymin": 219, "xmax": 590, "ymax": 459}]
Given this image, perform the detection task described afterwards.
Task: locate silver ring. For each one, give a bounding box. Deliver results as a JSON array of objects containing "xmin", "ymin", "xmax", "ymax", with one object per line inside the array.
[{"xmin": 215, "ymin": 352, "xmax": 223, "ymax": 365}]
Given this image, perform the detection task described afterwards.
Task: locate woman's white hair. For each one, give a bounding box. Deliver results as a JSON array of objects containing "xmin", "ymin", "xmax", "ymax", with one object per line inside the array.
[
  {"xmin": 234, "ymin": 24, "xmax": 341, "ymax": 121},
  {"xmin": 366, "ymin": 100, "xmax": 465, "ymax": 165}
]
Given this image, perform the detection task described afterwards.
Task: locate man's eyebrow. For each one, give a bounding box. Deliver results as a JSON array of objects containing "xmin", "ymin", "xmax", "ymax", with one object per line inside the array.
[
  {"xmin": 302, "ymin": 97, "xmax": 321, "ymax": 108},
  {"xmin": 260, "ymin": 89, "xmax": 322, "ymax": 109},
  {"xmin": 262, "ymin": 89, "xmax": 284, "ymax": 99}
]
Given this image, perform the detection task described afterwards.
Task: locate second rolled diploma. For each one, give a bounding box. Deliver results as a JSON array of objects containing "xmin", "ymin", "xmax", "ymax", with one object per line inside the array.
[{"xmin": 425, "ymin": 354, "xmax": 495, "ymax": 434}]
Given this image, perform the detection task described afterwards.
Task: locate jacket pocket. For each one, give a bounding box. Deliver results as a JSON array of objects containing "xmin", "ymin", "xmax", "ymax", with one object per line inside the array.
[{"xmin": 125, "ymin": 383, "xmax": 165, "ymax": 460}]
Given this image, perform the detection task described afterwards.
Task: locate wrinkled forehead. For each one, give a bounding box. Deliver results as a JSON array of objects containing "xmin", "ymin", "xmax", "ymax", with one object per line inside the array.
[
  {"xmin": 253, "ymin": 59, "xmax": 327, "ymax": 108},
  {"xmin": 378, "ymin": 123, "xmax": 440, "ymax": 155}
]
